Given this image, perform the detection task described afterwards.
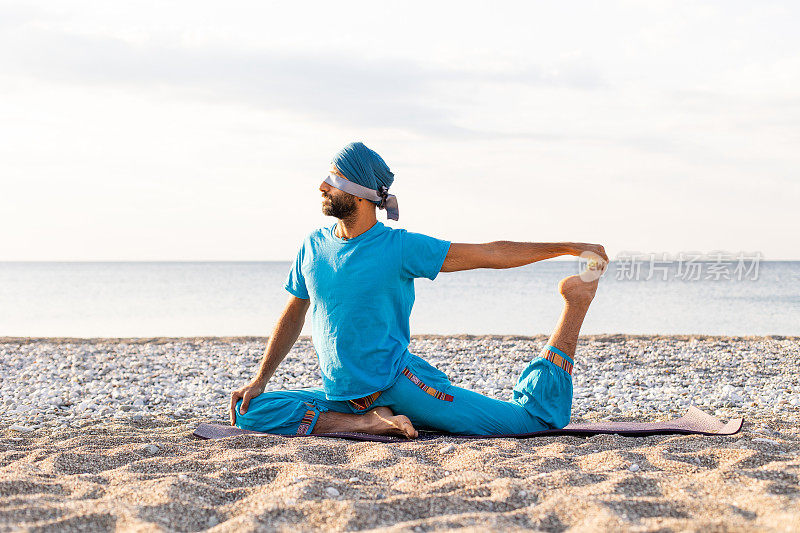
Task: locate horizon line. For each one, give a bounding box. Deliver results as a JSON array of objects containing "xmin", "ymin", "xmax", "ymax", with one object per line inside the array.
[{"xmin": 1, "ymin": 258, "xmax": 797, "ymax": 263}]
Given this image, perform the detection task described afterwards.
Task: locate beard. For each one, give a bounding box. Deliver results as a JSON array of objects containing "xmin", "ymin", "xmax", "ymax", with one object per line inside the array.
[{"xmin": 322, "ymin": 192, "xmax": 359, "ymax": 220}]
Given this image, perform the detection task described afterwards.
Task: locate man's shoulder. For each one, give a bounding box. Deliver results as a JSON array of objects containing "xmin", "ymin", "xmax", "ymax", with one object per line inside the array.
[
  {"xmin": 304, "ymin": 224, "xmax": 333, "ymax": 242},
  {"xmin": 378, "ymin": 224, "xmax": 408, "ymax": 244}
]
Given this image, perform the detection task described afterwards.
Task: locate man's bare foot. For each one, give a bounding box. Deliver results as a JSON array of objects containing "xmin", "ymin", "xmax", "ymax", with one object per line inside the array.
[
  {"xmin": 558, "ymin": 273, "xmax": 599, "ymax": 308},
  {"xmin": 365, "ymin": 406, "xmax": 418, "ymax": 439}
]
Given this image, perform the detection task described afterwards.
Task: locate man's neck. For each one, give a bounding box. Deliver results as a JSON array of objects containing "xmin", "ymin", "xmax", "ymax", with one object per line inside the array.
[{"xmin": 336, "ymin": 215, "xmax": 378, "ymax": 240}]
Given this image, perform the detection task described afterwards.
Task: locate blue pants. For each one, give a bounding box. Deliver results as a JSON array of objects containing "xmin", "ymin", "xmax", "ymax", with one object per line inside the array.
[{"xmin": 235, "ymin": 345, "xmax": 573, "ymax": 436}]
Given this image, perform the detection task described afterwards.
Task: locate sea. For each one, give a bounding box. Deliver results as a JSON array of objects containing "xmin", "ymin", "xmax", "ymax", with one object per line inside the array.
[{"xmin": 1, "ymin": 261, "xmax": 798, "ymax": 338}]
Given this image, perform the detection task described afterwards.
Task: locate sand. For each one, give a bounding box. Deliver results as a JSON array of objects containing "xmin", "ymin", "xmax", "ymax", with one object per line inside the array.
[{"xmin": 1, "ymin": 335, "xmax": 799, "ymax": 532}]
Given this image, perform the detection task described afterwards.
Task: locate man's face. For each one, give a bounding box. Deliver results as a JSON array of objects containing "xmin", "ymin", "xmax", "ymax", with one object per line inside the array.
[{"xmin": 320, "ymin": 169, "xmax": 359, "ymax": 220}]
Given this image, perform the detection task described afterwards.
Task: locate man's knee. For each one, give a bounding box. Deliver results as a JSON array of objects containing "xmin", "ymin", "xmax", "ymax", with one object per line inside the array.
[
  {"xmin": 233, "ymin": 395, "xmax": 275, "ymax": 430},
  {"xmin": 234, "ymin": 393, "xmax": 330, "ymax": 436},
  {"xmin": 233, "ymin": 398, "xmax": 249, "ymax": 427}
]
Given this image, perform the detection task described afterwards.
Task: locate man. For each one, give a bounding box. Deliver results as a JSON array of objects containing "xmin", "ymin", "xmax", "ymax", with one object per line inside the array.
[{"xmin": 230, "ymin": 141, "xmax": 608, "ymax": 438}]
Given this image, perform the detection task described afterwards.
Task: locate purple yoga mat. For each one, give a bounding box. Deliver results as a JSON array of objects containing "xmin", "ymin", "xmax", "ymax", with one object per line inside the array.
[{"xmin": 193, "ymin": 406, "xmax": 743, "ymax": 443}]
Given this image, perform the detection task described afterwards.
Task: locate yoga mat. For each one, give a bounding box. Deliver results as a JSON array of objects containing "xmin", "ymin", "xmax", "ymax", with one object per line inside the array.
[{"xmin": 193, "ymin": 406, "xmax": 743, "ymax": 443}]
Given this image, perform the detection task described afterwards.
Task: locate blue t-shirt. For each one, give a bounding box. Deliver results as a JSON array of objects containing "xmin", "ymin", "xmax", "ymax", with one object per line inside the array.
[{"xmin": 284, "ymin": 221, "xmax": 451, "ymax": 400}]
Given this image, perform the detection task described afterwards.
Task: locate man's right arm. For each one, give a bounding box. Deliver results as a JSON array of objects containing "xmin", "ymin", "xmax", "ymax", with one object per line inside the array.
[{"xmin": 229, "ymin": 295, "xmax": 310, "ymax": 424}]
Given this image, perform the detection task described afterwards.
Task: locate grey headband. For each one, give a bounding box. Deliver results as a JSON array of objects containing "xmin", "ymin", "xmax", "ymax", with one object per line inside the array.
[{"xmin": 323, "ymin": 174, "xmax": 399, "ymax": 221}]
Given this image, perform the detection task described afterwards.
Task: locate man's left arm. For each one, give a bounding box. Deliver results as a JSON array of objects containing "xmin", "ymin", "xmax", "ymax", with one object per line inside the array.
[{"xmin": 440, "ymin": 241, "xmax": 607, "ymax": 272}]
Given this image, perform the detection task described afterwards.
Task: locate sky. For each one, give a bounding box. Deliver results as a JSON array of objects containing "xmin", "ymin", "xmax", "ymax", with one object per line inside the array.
[{"xmin": 1, "ymin": 1, "xmax": 798, "ymax": 261}]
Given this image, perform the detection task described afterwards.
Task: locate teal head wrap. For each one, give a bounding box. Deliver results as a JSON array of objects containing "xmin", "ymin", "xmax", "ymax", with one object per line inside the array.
[
  {"xmin": 332, "ymin": 142, "xmax": 394, "ymax": 205},
  {"xmin": 328, "ymin": 141, "xmax": 399, "ymax": 220}
]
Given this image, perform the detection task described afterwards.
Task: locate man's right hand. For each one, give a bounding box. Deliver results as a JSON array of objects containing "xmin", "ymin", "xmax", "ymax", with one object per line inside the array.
[
  {"xmin": 229, "ymin": 379, "xmax": 266, "ymax": 425},
  {"xmin": 571, "ymin": 243, "xmax": 609, "ymax": 264}
]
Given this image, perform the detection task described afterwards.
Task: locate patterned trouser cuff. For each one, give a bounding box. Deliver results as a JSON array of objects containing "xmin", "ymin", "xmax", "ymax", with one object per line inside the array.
[
  {"xmin": 348, "ymin": 390, "xmax": 382, "ymax": 411},
  {"xmin": 542, "ymin": 344, "xmax": 574, "ymax": 375},
  {"xmin": 297, "ymin": 401, "xmax": 326, "ymax": 435}
]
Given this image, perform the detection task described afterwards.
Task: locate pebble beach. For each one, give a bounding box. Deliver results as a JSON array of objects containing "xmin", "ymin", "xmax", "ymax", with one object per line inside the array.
[{"xmin": 1, "ymin": 334, "xmax": 798, "ymax": 531}]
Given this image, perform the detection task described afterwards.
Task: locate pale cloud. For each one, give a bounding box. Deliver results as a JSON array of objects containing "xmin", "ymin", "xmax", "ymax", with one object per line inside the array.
[{"xmin": 0, "ymin": 25, "xmax": 604, "ymax": 140}]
